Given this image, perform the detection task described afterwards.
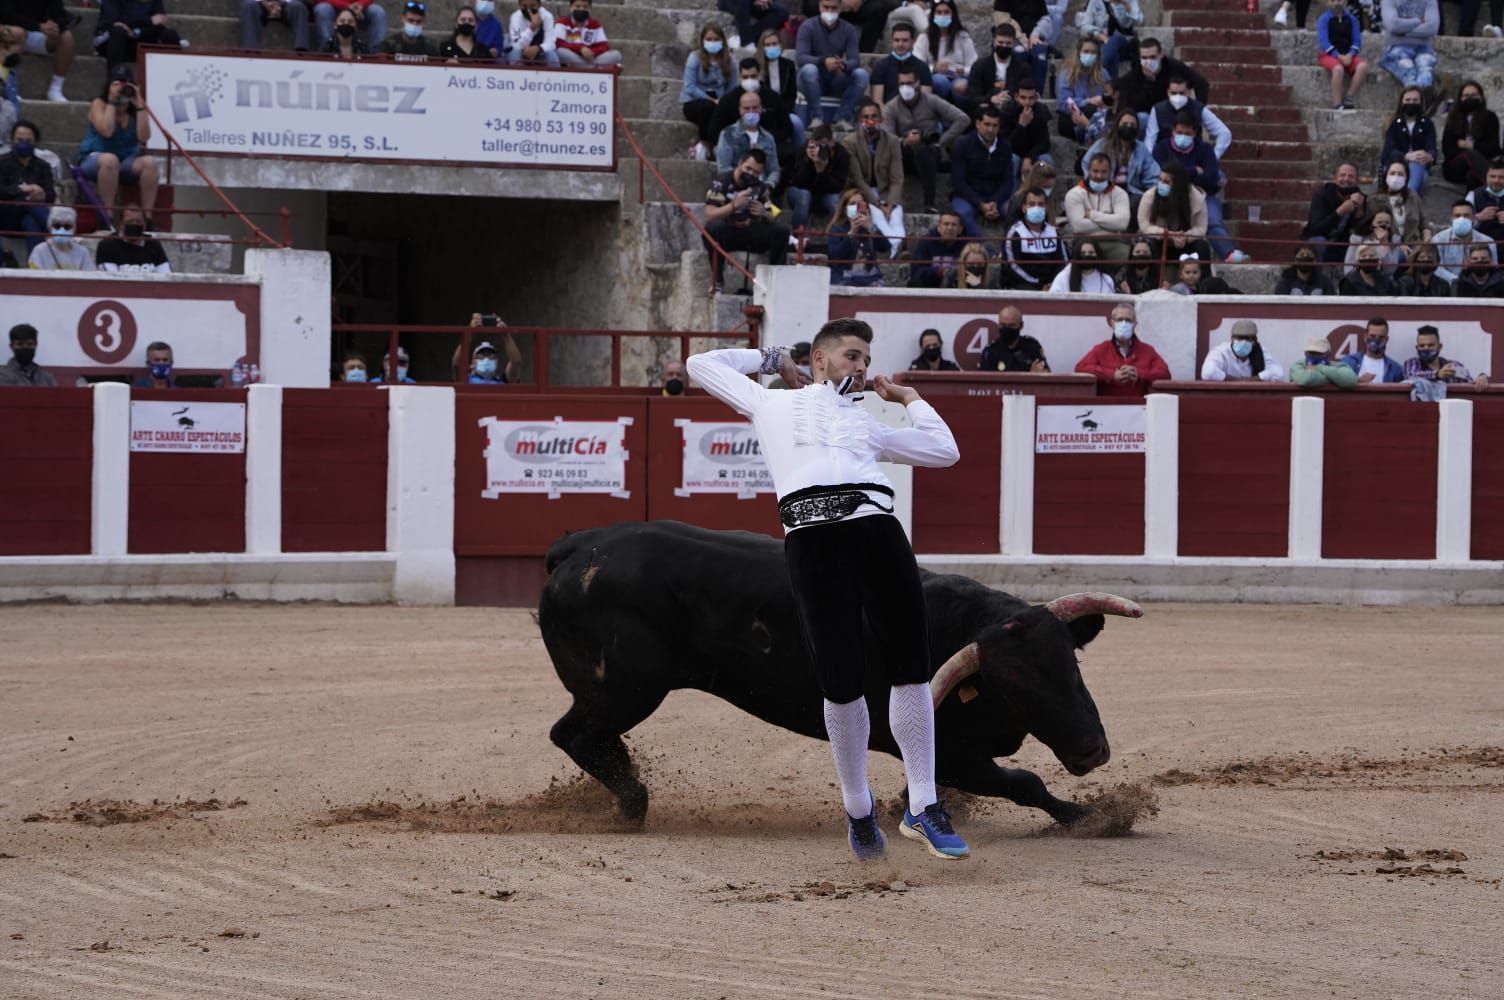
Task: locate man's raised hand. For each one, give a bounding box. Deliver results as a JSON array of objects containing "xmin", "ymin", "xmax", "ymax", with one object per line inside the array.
[{"xmin": 873, "ymin": 374, "xmax": 917, "ymax": 404}]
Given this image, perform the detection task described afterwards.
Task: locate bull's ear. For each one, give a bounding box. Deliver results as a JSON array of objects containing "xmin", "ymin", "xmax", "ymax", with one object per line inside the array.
[{"xmin": 1066, "ymin": 614, "xmax": 1105, "ymax": 649}]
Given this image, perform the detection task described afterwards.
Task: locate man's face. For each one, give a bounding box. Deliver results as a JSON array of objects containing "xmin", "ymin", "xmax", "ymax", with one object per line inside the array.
[
  {"xmin": 457, "ymin": 9, "xmax": 477, "ymax": 27},
  {"xmin": 10, "ymin": 334, "xmax": 36, "ymax": 354},
  {"xmin": 1468, "ymin": 247, "xmax": 1491, "ymax": 271},
  {"xmin": 891, "ymin": 29, "xmax": 912, "ymax": 55},
  {"xmin": 1416, "ymin": 333, "xmax": 1441, "ymax": 355},
  {"xmin": 1358, "ymin": 247, "xmax": 1380, "ymax": 268},
  {"xmin": 1087, "ymin": 159, "xmax": 1109, "ymax": 184},
  {"xmin": 975, "ymin": 114, "xmax": 999, "ymax": 143},
  {"xmin": 819, "ymin": 0, "xmax": 838, "ymax": 14},
  {"xmin": 1015, "ymin": 88, "xmax": 1036, "ymax": 110},
  {"xmin": 403, "ymin": 11, "xmax": 424, "ymax": 28},
  {"xmin": 920, "ymin": 335, "xmax": 942, "ymax": 354},
  {"xmin": 1024, "ymin": 192, "xmax": 1045, "ymax": 212},
  {"xmin": 938, "ymin": 214, "xmax": 962, "ymax": 239},
  {"xmin": 570, "ymin": 0, "xmax": 588, "ymax": 15},
  {"xmin": 344, "ymin": 360, "xmax": 366, "ymax": 380},
  {"xmin": 735, "ymin": 157, "xmax": 763, "ymax": 184},
  {"xmin": 472, "ymin": 349, "xmax": 497, "ymax": 372},
  {"xmin": 1365, "ymin": 325, "xmax": 1388, "ymax": 354},
  {"xmin": 1140, "ymin": 43, "xmax": 1161, "ymax": 69},
  {"xmin": 813, "ymin": 335, "xmax": 869, "ymax": 384},
  {"xmin": 858, "ymin": 105, "xmax": 881, "ymax": 128},
  {"xmin": 1487, "ymin": 166, "xmax": 1504, "ymax": 192},
  {"xmin": 897, "ymin": 72, "xmax": 918, "ymax": 95},
  {"xmin": 1335, "ymin": 164, "xmax": 1358, "ymax": 188},
  {"xmin": 122, "ymin": 207, "xmax": 145, "ymax": 231},
  {"xmin": 995, "ymin": 30, "xmax": 1016, "ymax": 52},
  {"xmin": 147, "ymin": 348, "xmax": 172, "ymax": 367},
  {"xmin": 1110, "ymin": 307, "xmax": 1135, "ymax": 328},
  {"xmin": 997, "ymin": 306, "xmax": 1023, "ymax": 333},
  {"xmin": 1453, "ymin": 205, "xmax": 1474, "ymax": 224},
  {"xmin": 740, "ymin": 65, "xmax": 759, "ymax": 84},
  {"xmin": 663, "ymin": 361, "xmax": 686, "ymax": 383},
  {"xmin": 739, "ymin": 91, "xmax": 762, "ymax": 116},
  {"xmin": 12, "ymin": 126, "xmax": 35, "ymax": 148},
  {"xmin": 519, "ymin": 0, "xmax": 538, "ymax": 12},
  {"xmin": 1167, "ymin": 80, "xmax": 1187, "ymax": 99},
  {"xmin": 1172, "ymin": 124, "xmax": 1195, "ymax": 145}
]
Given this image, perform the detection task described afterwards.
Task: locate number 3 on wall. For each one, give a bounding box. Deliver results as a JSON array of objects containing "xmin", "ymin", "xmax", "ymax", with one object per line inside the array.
[{"xmin": 77, "ymin": 300, "xmax": 139, "ymax": 365}]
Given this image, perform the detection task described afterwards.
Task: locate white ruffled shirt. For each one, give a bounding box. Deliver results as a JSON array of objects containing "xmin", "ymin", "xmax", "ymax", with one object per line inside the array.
[{"xmin": 686, "ymin": 349, "xmax": 960, "ymax": 531}]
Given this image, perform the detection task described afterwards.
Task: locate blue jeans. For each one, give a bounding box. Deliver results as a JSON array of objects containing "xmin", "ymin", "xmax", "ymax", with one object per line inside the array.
[
  {"xmin": 509, "ymin": 44, "xmax": 560, "ymax": 66},
  {"xmin": 1204, "ymin": 193, "xmax": 1233, "ymax": 259},
  {"xmin": 785, "ymin": 187, "xmax": 839, "ymax": 231},
  {"xmin": 1022, "ymin": 43, "xmax": 1049, "ymax": 92},
  {"xmin": 1407, "ymin": 160, "xmax": 1428, "ymax": 194},
  {"xmin": 0, "ymin": 202, "xmax": 49, "ymax": 251},
  {"xmin": 313, "ymin": 1, "xmax": 386, "ymax": 49},
  {"xmin": 796, "ymin": 63, "xmax": 870, "ymax": 126},
  {"xmin": 1102, "ymin": 33, "xmax": 1131, "ymax": 79},
  {"xmin": 1379, "ymin": 44, "xmax": 1436, "ymax": 88},
  {"xmin": 948, "ymin": 196, "xmax": 987, "ymax": 237},
  {"xmin": 80, "ymin": 151, "xmax": 141, "ymax": 178}
]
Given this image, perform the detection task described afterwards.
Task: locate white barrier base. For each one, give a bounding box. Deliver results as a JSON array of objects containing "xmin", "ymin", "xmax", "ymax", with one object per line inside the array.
[
  {"xmin": 917, "ymin": 555, "xmax": 1504, "ymax": 606},
  {"xmin": 0, "ymin": 553, "xmax": 396, "ymax": 604}
]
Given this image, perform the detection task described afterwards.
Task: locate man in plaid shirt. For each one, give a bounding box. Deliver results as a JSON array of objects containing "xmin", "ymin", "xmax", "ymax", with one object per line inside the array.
[{"xmin": 1401, "ymin": 325, "xmax": 1491, "ymax": 389}]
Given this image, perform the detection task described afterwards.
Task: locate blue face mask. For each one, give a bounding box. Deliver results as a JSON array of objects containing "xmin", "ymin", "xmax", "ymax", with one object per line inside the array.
[
  {"xmin": 49, "ymin": 229, "xmax": 73, "ymax": 246},
  {"xmin": 703, "ymin": 39, "xmax": 723, "ymax": 54},
  {"xmin": 476, "ymin": 0, "xmax": 494, "ymax": 14},
  {"xmin": 1088, "ymin": 178, "xmax": 1108, "ymax": 193},
  {"xmin": 150, "ymin": 362, "xmax": 173, "ymax": 380},
  {"xmin": 1172, "ymin": 133, "xmax": 1194, "ymax": 151},
  {"xmin": 1080, "ymin": 52, "xmax": 1097, "ymax": 67},
  {"xmin": 1113, "ymin": 320, "xmax": 1135, "ymax": 341},
  {"xmin": 1452, "ymin": 217, "xmax": 1474, "ymax": 238},
  {"xmin": 846, "ymin": 203, "xmax": 859, "ymax": 220},
  {"xmin": 893, "ymin": 48, "xmax": 911, "ymax": 60},
  {"xmin": 763, "ymin": 45, "xmax": 781, "ymax": 60},
  {"xmin": 934, "ymin": 14, "xmax": 952, "ymax": 27},
  {"xmin": 1231, "ymin": 339, "xmax": 1254, "ymax": 359},
  {"xmin": 742, "ymin": 111, "xmax": 760, "ymax": 128},
  {"xmin": 1366, "ymin": 337, "xmax": 1386, "ymax": 355},
  {"xmin": 397, "ymin": 365, "xmax": 410, "ymax": 380},
  {"xmin": 475, "ymin": 357, "xmax": 498, "ymax": 377},
  {"xmin": 1156, "ymin": 181, "xmax": 1172, "ymax": 198},
  {"xmin": 403, "ymin": 21, "xmax": 423, "ymax": 37},
  {"xmin": 1416, "ymin": 348, "xmax": 1439, "ymax": 362},
  {"xmin": 1305, "ymin": 353, "xmax": 1328, "ymax": 366},
  {"xmin": 1025, "ymin": 205, "xmax": 1047, "ymax": 225},
  {"xmin": 346, "ymin": 368, "xmax": 367, "ymax": 383}
]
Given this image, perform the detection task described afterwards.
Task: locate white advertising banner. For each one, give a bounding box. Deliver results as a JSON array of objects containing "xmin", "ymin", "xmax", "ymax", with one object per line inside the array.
[
  {"xmin": 1036, "ymin": 405, "xmax": 1146, "ymax": 453},
  {"xmin": 130, "ymin": 401, "xmax": 246, "ymax": 453},
  {"xmin": 478, "ymin": 417, "xmax": 631, "ymax": 499},
  {"xmin": 143, "ymin": 51, "xmax": 614, "ymax": 170},
  {"xmin": 674, "ymin": 420, "xmax": 773, "ymax": 498}
]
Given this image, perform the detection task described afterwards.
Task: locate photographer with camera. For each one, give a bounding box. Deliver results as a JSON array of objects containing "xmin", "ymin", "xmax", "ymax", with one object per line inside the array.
[
  {"xmin": 92, "ymin": 0, "xmax": 181, "ymax": 74},
  {"xmin": 80, "ymin": 65, "xmax": 158, "ymax": 229},
  {"xmin": 882, "ymin": 64, "xmax": 968, "ymax": 214},
  {"xmin": 784, "ymin": 123, "xmax": 849, "ymax": 233},
  {"xmin": 703, "ymin": 148, "xmax": 789, "ymax": 292},
  {"xmin": 453, "ymin": 312, "xmax": 523, "ymax": 384}
]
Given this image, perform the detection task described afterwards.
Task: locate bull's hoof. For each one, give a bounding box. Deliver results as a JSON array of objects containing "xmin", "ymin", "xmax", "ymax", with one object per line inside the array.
[
  {"xmin": 618, "ymin": 789, "xmax": 648, "ymax": 827},
  {"xmin": 1052, "ymin": 801, "xmax": 1093, "ymax": 826}
]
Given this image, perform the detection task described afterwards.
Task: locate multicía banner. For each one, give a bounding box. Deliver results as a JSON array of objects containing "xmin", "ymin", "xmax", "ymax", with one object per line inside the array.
[
  {"xmin": 143, "ymin": 51, "xmax": 614, "ymax": 170},
  {"xmin": 674, "ymin": 420, "xmax": 773, "ymax": 498},
  {"xmin": 478, "ymin": 417, "xmax": 632, "ymax": 499},
  {"xmin": 1036, "ymin": 405, "xmax": 1146, "ymax": 453},
  {"xmin": 130, "ymin": 401, "xmax": 246, "ymax": 453}
]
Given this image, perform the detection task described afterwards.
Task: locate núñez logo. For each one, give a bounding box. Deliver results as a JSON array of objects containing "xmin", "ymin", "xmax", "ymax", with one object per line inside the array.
[{"xmin": 170, "ymin": 65, "xmax": 428, "ymax": 124}]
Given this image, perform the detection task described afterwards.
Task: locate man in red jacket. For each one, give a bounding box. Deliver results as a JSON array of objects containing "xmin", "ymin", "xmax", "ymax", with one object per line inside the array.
[{"xmin": 1074, "ymin": 301, "xmax": 1171, "ymax": 397}]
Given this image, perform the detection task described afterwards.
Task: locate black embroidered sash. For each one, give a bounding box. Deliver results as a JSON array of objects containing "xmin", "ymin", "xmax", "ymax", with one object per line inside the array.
[{"xmin": 777, "ymin": 482, "xmax": 896, "ymax": 528}]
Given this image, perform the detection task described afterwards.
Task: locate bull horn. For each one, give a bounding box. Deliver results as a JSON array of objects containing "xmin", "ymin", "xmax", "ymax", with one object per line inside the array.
[
  {"xmin": 930, "ymin": 643, "xmax": 980, "ymax": 710},
  {"xmin": 1045, "ymin": 592, "xmax": 1144, "ymax": 622}
]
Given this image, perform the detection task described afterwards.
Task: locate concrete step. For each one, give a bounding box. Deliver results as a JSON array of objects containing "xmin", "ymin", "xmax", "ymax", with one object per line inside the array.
[
  {"xmin": 1166, "ymin": 10, "xmax": 1268, "ymax": 29},
  {"xmin": 1218, "ymin": 198, "xmax": 1310, "ymax": 222},
  {"xmin": 1161, "ymin": 0, "xmax": 1260, "ymax": 9},
  {"xmin": 13, "ymin": 52, "xmax": 106, "ymax": 104},
  {"xmin": 623, "ymin": 155, "xmax": 716, "ymax": 206},
  {"xmin": 1221, "ymin": 139, "xmax": 1312, "ymax": 163},
  {"xmin": 1214, "ymin": 104, "xmax": 1305, "ymax": 124},
  {"xmin": 1179, "ymin": 45, "xmax": 1280, "ymax": 65},
  {"xmin": 1202, "ymin": 81, "xmax": 1294, "ymax": 105},
  {"xmin": 1225, "ymin": 177, "xmax": 1324, "ymax": 201},
  {"xmin": 1283, "ymin": 65, "xmax": 1403, "ymax": 112},
  {"xmin": 618, "ymin": 117, "xmax": 696, "ymax": 161},
  {"xmin": 1226, "ymin": 218, "xmax": 1305, "ymax": 254},
  {"xmin": 1167, "ymin": 26, "xmax": 1271, "ymax": 46},
  {"xmin": 1233, "ymin": 122, "xmax": 1313, "ymax": 143},
  {"xmin": 1201, "ymin": 62, "xmax": 1283, "ymax": 84},
  {"xmin": 618, "ymin": 75, "xmax": 682, "ymax": 120}
]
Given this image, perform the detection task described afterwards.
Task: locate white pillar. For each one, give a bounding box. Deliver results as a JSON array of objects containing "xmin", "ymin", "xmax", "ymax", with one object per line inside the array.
[
  {"xmin": 387, "ymin": 386, "xmax": 456, "ymax": 606},
  {"xmin": 1000, "ymin": 394, "xmax": 1036, "ymax": 556},
  {"xmin": 1144, "ymin": 393, "xmax": 1180, "ymax": 558},
  {"xmin": 91, "ymin": 382, "xmax": 130, "ymax": 557},
  {"xmin": 1288, "ymin": 396, "xmax": 1325, "ymax": 560},
  {"xmin": 753, "ymin": 264, "xmax": 831, "ymax": 348},
  {"xmin": 244, "ymin": 248, "xmax": 332, "ymax": 388},
  {"xmin": 244, "ymin": 384, "xmax": 283, "ymax": 555},
  {"xmin": 1436, "ymin": 398, "xmax": 1474, "ymax": 562}
]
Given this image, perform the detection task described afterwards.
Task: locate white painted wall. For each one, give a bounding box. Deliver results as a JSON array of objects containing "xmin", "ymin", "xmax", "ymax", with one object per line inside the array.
[{"xmin": 244, "ymin": 248, "xmax": 332, "ymax": 388}]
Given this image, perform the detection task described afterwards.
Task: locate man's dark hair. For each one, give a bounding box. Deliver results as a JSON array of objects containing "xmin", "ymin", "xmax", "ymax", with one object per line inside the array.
[
  {"xmin": 1490, "ymin": 158, "xmax": 1504, "ymax": 170},
  {"xmin": 739, "ymin": 56, "xmax": 759, "ymax": 72},
  {"xmin": 1024, "ymin": 186, "xmax": 1048, "ymax": 200},
  {"xmin": 1015, "ymin": 79, "xmax": 1037, "ymax": 94},
  {"xmin": 1417, "ymin": 324, "xmax": 1440, "ymax": 337},
  {"xmin": 993, "ymin": 22, "xmax": 1017, "ymax": 38},
  {"xmin": 1172, "ymin": 108, "xmax": 1199, "ymax": 130},
  {"xmin": 343, "ymin": 350, "xmax": 367, "ymax": 364},
  {"xmin": 896, "ymin": 65, "xmax": 918, "ymax": 82},
  {"xmin": 10, "ymin": 323, "xmax": 37, "ymax": 343},
  {"xmin": 1140, "ymin": 36, "xmax": 1162, "ymax": 53},
  {"xmin": 918, "ymin": 328, "xmax": 942, "ymax": 345},
  {"xmin": 11, "ymin": 119, "xmax": 39, "ymax": 142},
  {"xmin": 975, "ymin": 104, "xmax": 1001, "ymax": 124},
  {"xmin": 939, "ymin": 209, "xmax": 962, "ymax": 223},
  {"xmin": 812, "ymin": 318, "xmax": 873, "ymax": 354},
  {"xmin": 739, "ymin": 148, "xmax": 767, "ymax": 166},
  {"xmin": 1452, "ymin": 198, "xmax": 1474, "ymax": 211},
  {"xmin": 1087, "ymin": 152, "xmax": 1110, "ymax": 169},
  {"xmin": 790, "ymin": 341, "xmax": 811, "ymax": 362},
  {"xmin": 857, "ymin": 98, "xmax": 881, "ymax": 116},
  {"xmin": 146, "ymin": 340, "xmax": 172, "ymax": 355},
  {"xmin": 1166, "ymin": 74, "xmax": 1189, "ymax": 89},
  {"xmin": 1367, "ymin": 317, "xmax": 1389, "ymax": 330},
  {"xmin": 890, "ymin": 21, "xmax": 913, "ymax": 38}
]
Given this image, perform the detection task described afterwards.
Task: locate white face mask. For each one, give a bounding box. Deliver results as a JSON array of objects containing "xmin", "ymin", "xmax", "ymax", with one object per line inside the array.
[
  {"xmin": 898, "ymin": 83, "xmax": 916, "ymax": 102},
  {"xmin": 740, "ymin": 78, "xmax": 760, "ymax": 93},
  {"xmin": 820, "ymin": 10, "xmax": 839, "ymax": 25},
  {"xmin": 1168, "ymin": 93, "xmax": 1189, "ymax": 110},
  {"xmin": 1386, "ymin": 173, "xmax": 1406, "ymax": 192}
]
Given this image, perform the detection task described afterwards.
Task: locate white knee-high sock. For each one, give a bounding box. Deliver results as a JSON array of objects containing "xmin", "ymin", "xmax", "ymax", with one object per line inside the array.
[
  {"xmin": 889, "ymin": 683, "xmax": 938, "ymax": 812},
  {"xmin": 823, "ymin": 697, "xmax": 872, "ymax": 818}
]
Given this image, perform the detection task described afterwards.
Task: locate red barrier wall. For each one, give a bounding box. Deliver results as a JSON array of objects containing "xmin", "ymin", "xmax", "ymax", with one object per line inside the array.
[
  {"xmin": 1034, "ymin": 397, "xmax": 1144, "ymax": 556},
  {"xmin": 911, "ymin": 395, "xmax": 1001, "ymax": 553},
  {"xmin": 1472, "ymin": 399, "xmax": 1504, "ymax": 561},
  {"xmin": 281, "ymin": 389, "xmax": 388, "ymax": 553},
  {"xmin": 128, "ymin": 389, "xmax": 247, "ymax": 554},
  {"xmin": 1178, "ymin": 396, "xmax": 1291, "ymax": 557},
  {"xmin": 0, "ymin": 388, "xmax": 92, "ymax": 556},
  {"xmin": 1322, "ymin": 398, "xmax": 1438, "ymax": 560},
  {"xmin": 644, "ymin": 397, "xmax": 782, "ymax": 537}
]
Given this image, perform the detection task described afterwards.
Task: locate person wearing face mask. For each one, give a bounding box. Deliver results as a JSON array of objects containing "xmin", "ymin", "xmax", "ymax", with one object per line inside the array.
[
  {"xmin": 1301, "ymin": 161, "xmax": 1366, "ymax": 264},
  {"xmin": 1153, "ymin": 110, "xmax": 1243, "ymax": 262},
  {"xmin": 133, "ymin": 341, "xmax": 178, "ymax": 389},
  {"xmin": 1451, "ymin": 243, "xmax": 1504, "ymax": 298},
  {"xmin": 321, "ymin": 7, "xmax": 371, "ymax": 55},
  {"xmin": 91, "ymin": 0, "xmax": 182, "ymax": 75},
  {"xmin": 1336, "ymin": 316, "xmax": 1404, "ymax": 384},
  {"xmin": 682, "ymin": 24, "xmax": 731, "ymax": 159},
  {"xmin": 794, "ymin": 0, "xmax": 869, "ymax": 128},
  {"xmin": 729, "ymin": 0, "xmax": 790, "ymax": 52},
  {"xmin": 716, "ymin": 89, "xmax": 782, "ymax": 187},
  {"xmin": 1201, "ymin": 320, "xmax": 1285, "ymax": 382},
  {"xmin": 1379, "ymin": 87, "xmax": 1437, "ymax": 194},
  {"xmin": 1138, "ymin": 160, "xmax": 1208, "ymax": 262},
  {"xmin": 1074, "ymin": 301, "xmax": 1169, "ymax": 397},
  {"xmin": 1464, "ymin": 160, "xmax": 1504, "ymax": 242},
  {"xmin": 27, "ymin": 204, "xmax": 93, "ymax": 271},
  {"xmin": 505, "ymin": 0, "xmax": 555, "ymax": 65},
  {"xmin": 913, "ymin": 1, "xmax": 975, "ymax": 103},
  {"xmin": 1003, "ymin": 187, "xmax": 1066, "ymax": 289},
  {"xmin": 657, "ymin": 358, "xmax": 689, "ymax": 396},
  {"xmin": 703, "ymin": 149, "xmax": 789, "ymax": 290},
  {"xmin": 1289, "ymin": 336, "xmax": 1358, "ymax": 389},
  {"xmin": 1314, "ymin": 0, "xmax": 1367, "ymax": 110},
  {"xmin": 868, "ymin": 21, "xmax": 931, "ymax": 106},
  {"xmin": 1117, "ymin": 37, "xmax": 1207, "ymax": 117},
  {"xmin": 827, "ymin": 189, "xmax": 890, "ymax": 286},
  {"xmin": 1048, "ymin": 236, "xmax": 1114, "ymax": 293},
  {"xmin": 381, "ymin": 0, "xmax": 437, "ymax": 60},
  {"xmin": 953, "ymin": 241, "xmax": 991, "ymax": 288},
  {"xmin": 313, "ymin": 0, "xmax": 386, "ymax": 50},
  {"xmin": 1077, "ymin": 0, "xmax": 1143, "ymax": 80},
  {"xmin": 991, "ymin": 0, "xmax": 1052, "ymax": 92},
  {"xmin": 980, "ymin": 305, "xmax": 1049, "ymax": 371},
  {"xmin": 1442, "ymin": 82, "xmax": 1500, "ymax": 189},
  {"xmin": 711, "ymin": 58, "xmax": 798, "ymax": 157},
  {"xmin": 0, "ymin": 323, "xmax": 55, "ymax": 387},
  {"xmin": 1343, "ymin": 208, "xmax": 1407, "ymax": 276},
  {"xmin": 881, "ymin": 65, "xmax": 968, "ymax": 214},
  {"xmin": 0, "ymin": 120, "xmax": 54, "ymax": 252},
  {"xmin": 240, "ymin": 0, "xmax": 311, "ymax": 53},
  {"xmin": 964, "ymin": 22, "xmax": 1029, "ymax": 117},
  {"xmin": 1377, "ymin": 0, "xmax": 1439, "ymax": 91},
  {"xmin": 338, "ymin": 352, "xmax": 372, "ymax": 385},
  {"xmin": 369, "ymin": 347, "xmax": 416, "ymax": 384},
  {"xmin": 1063, "ymin": 153, "xmax": 1130, "ymax": 259},
  {"xmin": 809, "ymin": 0, "xmax": 902, "ymax": 56},
  {"xmin": 753, "ymin": 30, "xmax": 800, "ymax": 145},
  {"xmin": 908, "ymin": 328, "xmax": 960, "ymax": 371},
  {"xmin": 442, "ymin": 6, "xmax": 494, "ymax": 62},
  {"xmin": 552, "ymin": 0, "xmax": 619, "ymax": 66},
  {"xmin": 1338, "ymin": 244, "xmax": 1399, "ymax": 296},
  {"xmin": 1087, "ymin": 111, "xmax": 1159, "ymax": 211},
  {"xmin": 1375, "ymin": 160, "xmax": 1429, "ymax": 243},
  {"xmin": 1056, "ymin": 37, "xmax": 1106, "ymax": 144},
  {"xmin": 840, "ymin": 99, "xmax": 904, "ymax": 253},
  {"xmin": 999, "ymin": 80, "xmax": 1052, "ymax": 188},
  {"xmin": 1396, "ymin": 243, "xmax": 1450, "ymax": 296},
  {"xmin": 1275, "ymin": 244, "xmax": 1337, "ymax": 295},
  {"xmin": 1143, "ymin": 77, "xmax": 1231, "ymax": 161},
  {"xmin": 1116, "ymin": 236, "xmax": 1161, "ymax": 294},
  {"xmin": 1403, "ymin": 325, "xmax": 1491, "ymax": 388},
  {"xmin": 1429, "ymin": 201, "xmax": 1498, "ymax": 282},
  {"xmin": 96, "ymin": 204, "xmax": 170, "ymax": 273}
]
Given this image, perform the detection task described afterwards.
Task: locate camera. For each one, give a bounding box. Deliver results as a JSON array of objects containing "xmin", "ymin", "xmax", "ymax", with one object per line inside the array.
[{"xmin": 481, "ymin": 314, "xmax": 500, "ymax": 327}]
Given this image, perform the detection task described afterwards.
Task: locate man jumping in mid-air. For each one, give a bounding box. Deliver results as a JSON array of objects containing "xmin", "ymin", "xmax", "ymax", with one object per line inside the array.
[{"xmin": 686, "ymin": 318, "xmax": 968, "ymax": 861}]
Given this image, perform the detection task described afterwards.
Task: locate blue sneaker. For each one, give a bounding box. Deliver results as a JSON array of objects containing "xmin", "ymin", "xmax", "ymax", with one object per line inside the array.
[
  {"xmin": 846, "ymin": 789, "xmax": 886, "ymax": 861},
  {"xmin": 900, "ymin": 801, "xmax": 969, "ymax": 860}
]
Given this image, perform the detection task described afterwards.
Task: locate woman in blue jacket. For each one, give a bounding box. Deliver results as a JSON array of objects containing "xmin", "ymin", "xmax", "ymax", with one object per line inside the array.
[
  {"xmin": 1379, "ymin": 86, "xmax": 1438, "ymax": 193},
  {"xmin": 681, "ymin": 22, "xmax": 732, "ymax": 159},
  {"xmin": 1056, "ymin": 37, "xmax": 1107, "ymax": 142},
  {"xmin": 827, "ymin": 190, "xmax": 890, "ymax": 287}
]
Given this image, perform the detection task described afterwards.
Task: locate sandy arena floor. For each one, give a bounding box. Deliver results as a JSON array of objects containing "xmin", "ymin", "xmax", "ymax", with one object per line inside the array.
[{"xmin": 0, "ymin": 602, "xmax": 1500, "ymax": 999}]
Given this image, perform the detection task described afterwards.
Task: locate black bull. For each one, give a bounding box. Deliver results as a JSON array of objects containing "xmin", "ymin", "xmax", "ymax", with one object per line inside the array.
[{"xmin": 539, "ymin": 521, "xmax": 1142, "ymax": 826}]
